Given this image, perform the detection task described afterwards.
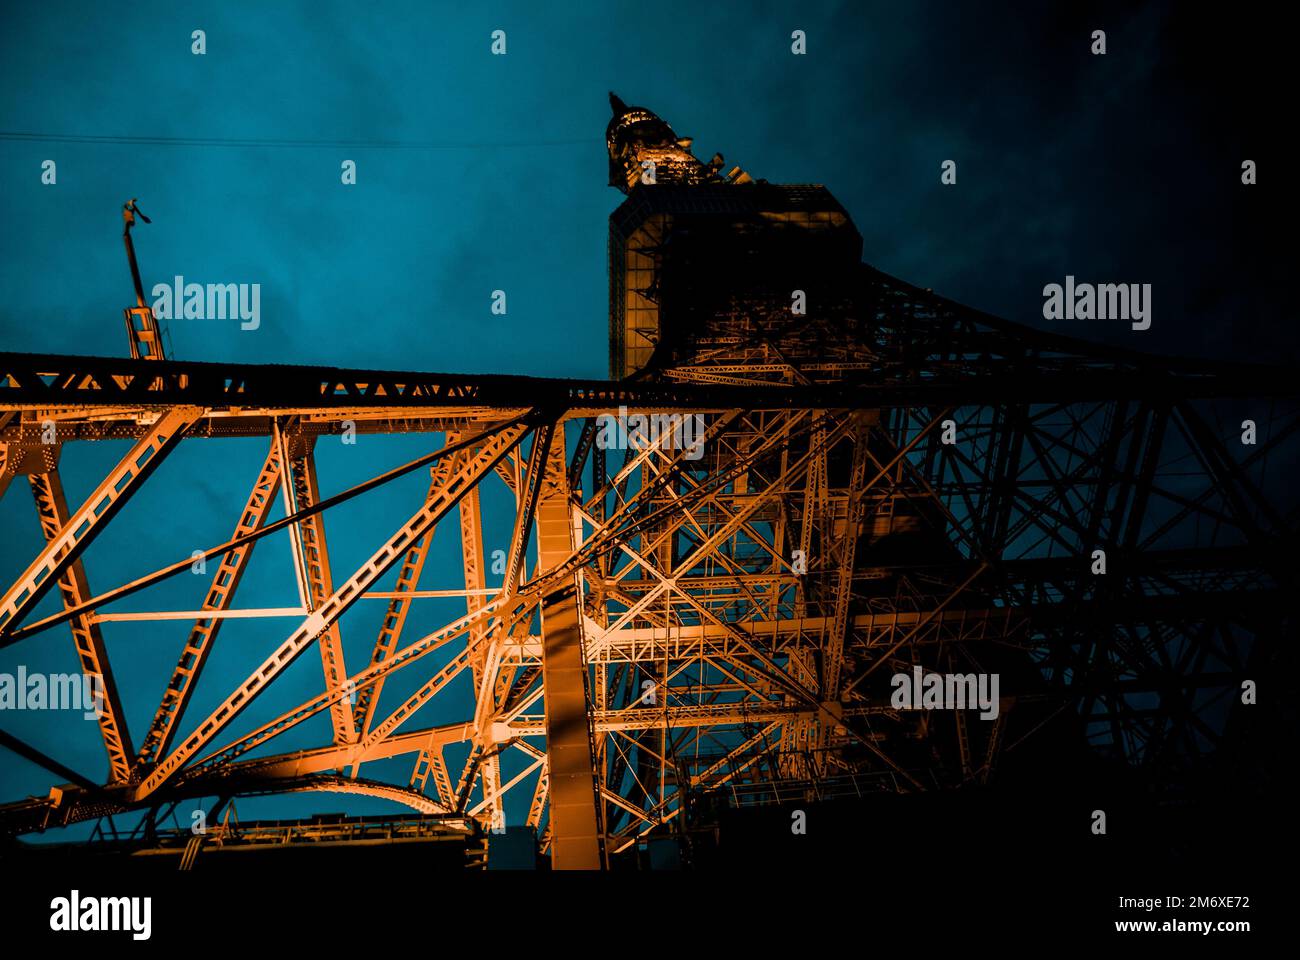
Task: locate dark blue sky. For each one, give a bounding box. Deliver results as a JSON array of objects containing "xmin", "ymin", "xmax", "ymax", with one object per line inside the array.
[
  {"xmin": 1, "ymin": 1, "xmax": 1287, "ymax": 372},
  {"xmin": 0, "ymin": 1, "xmax": 1286, "ymax": 834}
]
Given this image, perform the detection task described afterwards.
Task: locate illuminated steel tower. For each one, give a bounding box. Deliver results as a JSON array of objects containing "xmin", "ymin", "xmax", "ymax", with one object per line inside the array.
[
  {"xmin": 602, "ymin": 92, "xmax": 1295, "ymax": 850},
  {"xmin": 0, "ymin": 95, "xmax": 1294, "ymax": 870}
]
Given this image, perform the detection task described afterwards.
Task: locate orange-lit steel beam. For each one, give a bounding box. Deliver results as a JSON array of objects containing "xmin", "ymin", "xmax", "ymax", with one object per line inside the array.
[
  {"xmin": 195, "ymin": 721, "xmax": 474, "ymax": 784},
  {"xmin": 500, "ymin": 703, "xmax": 893, "ymax": 735},
  {"xmin": 135, "ymin": 421, "xmax": 531, "ymax": 800},
  {"xmin": 189, "ymin": 594, "xmax": 517, "ymax": 778},
  {"xmin": 502, "ymin": 422, "xmax": 553, "ymax": 595},
  {"xmin": 822, "ymin": 415, "xmax": 870, "ymax": 699},
  {"xmin": 433, "ymin": 430, "xmax": 534, "ymax": 817},
  {"xmin": 353, "ymin": 446, "xmax": 467, "ymax": 742},
  {"xmin": 135, "ymin": 440, "xmax": 283, "ymax": 766},
  {"xmin": 284, "ymin": 444, "xmax": 354, "ymax": 745},
  {"xmin": 359, "ymin": 629, "xmax": 490, "ymax": 753},
  {"xmin": 468, "ymin": 754, "xmax": 543, "ymax": 820},
  {"xmin": 606, "ymin": 722, "xmax": 784, "ymax": 856},
  {"xmin": 459, "ymin": 443, "xmax": 509, "ymax": 825},
  {"xmin": 0, "ymin": 406, "xmax": 202, "ymax": 640},
  {"xmin": 435, "ymin": 607, "xmax": 533, "ymax": 808},
  {"xmin": 28, "ymin": 469, "xmax": 134, "ymax": 782},
  {"xmin": 4, "ymin": 416, "xmax": 529, "ymax": 645},
  {"xmin": 535, "ymin": 427, "xmax": 603, "ymax": 869},
  {"xmin": 0, "ymin": 433, "xmax": 40, "ymax": 502},
  {"xmin": 526, "ymin": 760, "xmax": 549, "ymax": 830},
  {"xmin": 409, "ymin": 740, "xmax": 454, "ymax": 804}
]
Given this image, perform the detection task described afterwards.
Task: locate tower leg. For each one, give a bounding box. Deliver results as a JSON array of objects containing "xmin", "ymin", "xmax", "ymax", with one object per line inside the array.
[{"xmin": 537, "ymin": 430, "xmax": 602, "ymax": 869}]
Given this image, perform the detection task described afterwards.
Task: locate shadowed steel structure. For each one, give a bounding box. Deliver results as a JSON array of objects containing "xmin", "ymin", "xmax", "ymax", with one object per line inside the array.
[{"xmin": 0, "ymin": 96, "xmax": 1295, "ymax": 869}]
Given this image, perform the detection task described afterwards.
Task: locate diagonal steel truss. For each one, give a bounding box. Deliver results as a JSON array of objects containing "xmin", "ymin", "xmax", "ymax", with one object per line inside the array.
[{"xmin": 1, "ymin": 255, "xmax": 1295, "ymax": 867}]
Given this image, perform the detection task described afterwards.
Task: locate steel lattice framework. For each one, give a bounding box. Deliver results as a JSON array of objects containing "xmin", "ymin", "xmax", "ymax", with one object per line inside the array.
[{"xmin": 0, "ymin": 97, "xmax": 1295, "ymax": 869}]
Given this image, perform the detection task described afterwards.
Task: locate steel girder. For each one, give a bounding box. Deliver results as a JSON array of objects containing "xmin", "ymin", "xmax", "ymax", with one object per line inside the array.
[{"xmin": 1, "ymin": 286, "xmax": 1296, "ymax": 868}]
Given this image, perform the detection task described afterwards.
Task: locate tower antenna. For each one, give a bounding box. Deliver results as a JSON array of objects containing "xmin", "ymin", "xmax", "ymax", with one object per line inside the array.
[{"xmin": 122, "ymin": 198, "xmax": 166, "ymax": 360}]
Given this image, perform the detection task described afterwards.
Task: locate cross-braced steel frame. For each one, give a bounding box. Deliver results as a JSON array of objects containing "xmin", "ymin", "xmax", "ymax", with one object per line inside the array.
[{"xmin": 1, "ymin": 254, "xmax": 1295, "ymax": 868}]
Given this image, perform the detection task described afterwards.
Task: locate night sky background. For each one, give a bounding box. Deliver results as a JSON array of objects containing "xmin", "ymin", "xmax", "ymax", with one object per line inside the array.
[{"xmin": 0, "ymin": 1, "xmax": 1290, "ymax": 838}]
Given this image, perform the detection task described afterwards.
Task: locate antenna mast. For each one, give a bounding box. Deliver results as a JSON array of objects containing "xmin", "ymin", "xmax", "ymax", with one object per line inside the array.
[{"xmin": 122, "ymin": 199, "xmax": 166, "ymax": 360}]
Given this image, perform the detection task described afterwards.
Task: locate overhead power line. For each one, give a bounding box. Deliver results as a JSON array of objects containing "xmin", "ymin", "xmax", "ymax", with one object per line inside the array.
[{"xmin": 0, "ymin": 131, "xmax": 598, "ymax": 149}]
